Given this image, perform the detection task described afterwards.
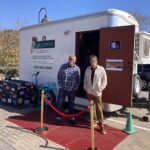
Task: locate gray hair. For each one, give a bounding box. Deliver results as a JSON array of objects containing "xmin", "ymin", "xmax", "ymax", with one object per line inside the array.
[
  {"xmin": 69, "ymin": 55, "xmax": 76, "ymax": 59},
  {"xmin": 89, "ymin": 55, "xmax": 98, "ymax": 61}
]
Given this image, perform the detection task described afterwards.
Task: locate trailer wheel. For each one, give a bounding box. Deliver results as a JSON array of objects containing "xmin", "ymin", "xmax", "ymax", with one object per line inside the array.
[
  {"xmin": 133, "ymin": 75, "xmax": 142, "ymax": 98},
  {"xmin": 44, "ymin": 90, "xmax": 56, "ymax": 106}
]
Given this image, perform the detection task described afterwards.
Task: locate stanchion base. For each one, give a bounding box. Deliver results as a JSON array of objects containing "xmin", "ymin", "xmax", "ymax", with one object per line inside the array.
[
  {"xmin": 85, "ymin": 147, "xmax": 99, "ymax": 150},
  {"xmin": 34, "ymin": 127, "xmax": 48, "ymax": 135}
]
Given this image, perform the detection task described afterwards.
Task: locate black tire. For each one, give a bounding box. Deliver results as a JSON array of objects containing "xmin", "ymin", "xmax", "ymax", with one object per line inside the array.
[{"xmin": 133, "ymin": 75, "xmax": 142, "ymax": 98}]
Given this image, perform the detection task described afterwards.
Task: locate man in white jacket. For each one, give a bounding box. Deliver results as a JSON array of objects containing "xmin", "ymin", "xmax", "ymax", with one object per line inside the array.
[{"xmin": 84, "ymin": 55, "xmax": 107, "ymax": 135}]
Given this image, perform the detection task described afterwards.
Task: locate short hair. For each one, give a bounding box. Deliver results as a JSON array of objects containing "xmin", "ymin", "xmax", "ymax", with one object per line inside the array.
[
  {"xmin": 69, "ymin": 55, "xmax": 76, "ymax": 59},
  {"xmin": 89, "ymin": 55, "xmax": 98, "ymax": 61}
]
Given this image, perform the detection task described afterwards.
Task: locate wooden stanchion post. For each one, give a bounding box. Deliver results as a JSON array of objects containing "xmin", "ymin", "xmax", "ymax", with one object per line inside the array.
[
  {"xmin": 93, "ymin": 103, "xmax": 97, "ymax": 126},
  {"xmin": 85, "ymin": 100, "xmax": 99, "ymax": 150},
  {"xmin": 34, "ymin": 90, "xmax": 48, "ymax": 134},
  {"xmin": 90, "ymin": 100, "xmax": 95, "ymax": 149},
  {"xmin": 40, "ymin": 90, "xmax": 44, "ymax": 131}
]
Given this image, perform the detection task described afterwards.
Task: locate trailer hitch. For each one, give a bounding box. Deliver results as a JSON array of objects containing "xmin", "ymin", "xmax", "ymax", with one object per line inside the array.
[{"xmin": 143, "ymin": 82, "xmax": 150, "ymax": 122}]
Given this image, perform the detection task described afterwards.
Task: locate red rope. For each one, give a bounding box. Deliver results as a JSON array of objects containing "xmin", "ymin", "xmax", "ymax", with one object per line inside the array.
[{"xmin": 44, "ymin": 96, "xmax": 89, "ymax": 118}]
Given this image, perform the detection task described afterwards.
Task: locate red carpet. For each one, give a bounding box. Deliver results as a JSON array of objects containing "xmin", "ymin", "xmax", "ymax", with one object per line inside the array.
[{"xmin": 7, "ymin": 109, "xmax": 128, "ymax": 150}]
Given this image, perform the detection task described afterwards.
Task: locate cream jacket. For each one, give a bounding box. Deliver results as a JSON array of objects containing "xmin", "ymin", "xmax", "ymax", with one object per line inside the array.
[{"xmin": 84, "ymin": 65, "xmax": 107, "ymax": 96}]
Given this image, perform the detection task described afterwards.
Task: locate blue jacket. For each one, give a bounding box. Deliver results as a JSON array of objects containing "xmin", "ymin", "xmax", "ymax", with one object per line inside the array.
[{"xmin": 57, "ymin": 63, "xmax": 81, "ymax": 91}]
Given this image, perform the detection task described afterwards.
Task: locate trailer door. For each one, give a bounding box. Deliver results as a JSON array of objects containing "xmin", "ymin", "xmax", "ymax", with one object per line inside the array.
[{"xmin": 99, "ymin": 25, "xmax": 135, "ymax": 106}]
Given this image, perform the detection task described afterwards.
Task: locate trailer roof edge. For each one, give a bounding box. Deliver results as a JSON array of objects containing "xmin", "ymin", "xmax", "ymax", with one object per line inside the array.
[
  {"xmin": 136, "ymin": 31, "xmax": 150, "ymax": 36},
  {"xmin": 20, "ymin": 9, "xmax": 139, "ymax": 31}
]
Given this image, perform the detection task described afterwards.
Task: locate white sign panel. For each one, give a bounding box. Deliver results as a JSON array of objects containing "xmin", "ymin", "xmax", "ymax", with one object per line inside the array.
[
  {"xmin": 106, "ymin": 59, "xmax": 123, "ymax": 71},
  {"xmin": 30, "ymin": 37, "xmax": 55, "ymax": 73}
]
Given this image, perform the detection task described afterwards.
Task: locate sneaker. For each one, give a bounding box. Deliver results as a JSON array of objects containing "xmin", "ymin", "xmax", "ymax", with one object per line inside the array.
[
  {"xmin": 100, "ymin": 126, "xmax": 107, "ymax": 135},
  {"xmin": 99, "ymin": 123, "xmax": 107, "ymax": 135},
  {"xmin": 69, "ymin": 118, "xmax": 76, "ymax": 126},
  {"xmin": 94, "ymin": 120, "xmax": 98, "ymax": 128},
  {"xmin": 55, "ymin": 117, "xmax": 62, "ymax": 125},
  {"xmin": 93, "ymin": 122, "xmax": 98, "ymax": 128}
]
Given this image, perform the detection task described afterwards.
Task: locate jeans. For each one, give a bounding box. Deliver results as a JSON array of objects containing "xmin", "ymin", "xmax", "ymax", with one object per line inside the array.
[{"xmin": 56, "ymin": 88, "xmax": 76, "ymax": 118}]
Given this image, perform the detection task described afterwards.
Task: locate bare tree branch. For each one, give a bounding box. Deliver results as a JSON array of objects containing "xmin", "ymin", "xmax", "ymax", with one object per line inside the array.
[{"xmin": 130, "ymin": 11, "xmax": 150, "ymax": 32}]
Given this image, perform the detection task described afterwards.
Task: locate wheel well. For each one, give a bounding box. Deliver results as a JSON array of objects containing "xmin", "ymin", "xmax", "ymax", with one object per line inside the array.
[{"xmin": 138, "ymin": 72, "xmax": 150, "ymax": 82}]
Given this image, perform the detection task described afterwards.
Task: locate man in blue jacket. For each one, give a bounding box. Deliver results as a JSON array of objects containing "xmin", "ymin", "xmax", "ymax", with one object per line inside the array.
[{"xmin": 55, "ymin": 55, "xmax": 81, "ymax": 125}]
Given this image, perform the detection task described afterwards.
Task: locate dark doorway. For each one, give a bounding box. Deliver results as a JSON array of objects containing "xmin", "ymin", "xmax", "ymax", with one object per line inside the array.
[{"xmin": 76, "ymin": 31, "xmax": 99, "ymax": 98}]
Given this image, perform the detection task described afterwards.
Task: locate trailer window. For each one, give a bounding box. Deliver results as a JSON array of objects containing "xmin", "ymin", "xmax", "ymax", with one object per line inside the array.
[
  {"xmin": 34, "ymin": 40, "xmax": 55, "ymax": 49},
  {"xmin": 110, "ymin": 41, "xmax": 120, "ymax": 50},
  {"xmin": 143, "ymin": 38, "xmax": 150, "ymax": 57}
]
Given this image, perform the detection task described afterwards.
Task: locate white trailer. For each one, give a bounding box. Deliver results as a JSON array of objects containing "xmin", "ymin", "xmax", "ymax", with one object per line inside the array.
[
  {"xmin": 134, "ymin": 32, "xmax": 150, "ymax": 93},
  {"xmin": 19, "ymin": 9, "xmax": 150, "ymax": 111}
]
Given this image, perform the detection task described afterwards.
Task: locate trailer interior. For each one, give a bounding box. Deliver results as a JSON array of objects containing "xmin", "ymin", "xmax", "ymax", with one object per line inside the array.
[{"xmin": 76, "ymin": 30, "xmax": 99, "ymax": 98}]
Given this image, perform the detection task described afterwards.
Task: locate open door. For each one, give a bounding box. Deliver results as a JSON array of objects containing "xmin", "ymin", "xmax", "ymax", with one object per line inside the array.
[
  {"xmin": 99, "ymin": 25, "xmax": 135, "ymax": 106},
  {"xmin": 76, "ymin": 31, "xmax": 99, "ymax": 98}
]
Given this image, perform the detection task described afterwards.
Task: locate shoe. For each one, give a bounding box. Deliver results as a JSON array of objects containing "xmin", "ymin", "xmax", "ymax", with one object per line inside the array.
[
  {"xmin": 94, "ymin": 122, "xmax": 98, "ymax": 128},
  {"xmin": 55, "ymin": 117, "xmax": 62, "ymax": 125},
  {"xmin": 94, "ymin": 120, "xmax": 98, "ymax": 128},
  {"xmin": 69, "ymin": 118, "xmax": 76, "ymax": 126},
  {"xmin": 100, "ymin": 127, "xmax": 107, "ymax": 135},
  {"xmin": 99, "ymin": 123, "xmax": 107, "ymax": 135}
]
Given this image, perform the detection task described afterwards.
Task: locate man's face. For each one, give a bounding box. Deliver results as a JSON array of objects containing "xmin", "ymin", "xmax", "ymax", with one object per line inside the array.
[
  {"xmin": 68, "ymin": 56, "xmax": 76, "ymax": 66},
  {"xmin": 90, "ymin": 57, "xmax": 98, "ymax": 68}
]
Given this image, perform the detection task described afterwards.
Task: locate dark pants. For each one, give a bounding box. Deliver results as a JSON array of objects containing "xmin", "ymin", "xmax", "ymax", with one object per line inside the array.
[{"xmin": 56, "ymin": 88, "xmax": 76, "ymax": 118}]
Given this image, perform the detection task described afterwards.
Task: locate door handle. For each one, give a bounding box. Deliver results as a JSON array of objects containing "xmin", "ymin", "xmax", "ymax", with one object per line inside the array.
[
  {"xmin": 127, "ymin": 67, "xmax": 131, "ymax": 71},
  {"xmin": 125, "ymin": 66, "xmax": 132, "ymax": 71}
]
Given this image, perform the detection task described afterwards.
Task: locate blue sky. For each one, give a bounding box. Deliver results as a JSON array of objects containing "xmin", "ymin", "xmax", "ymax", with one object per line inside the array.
[{"xmin": 0, "ymin": 0, "xmax": 149, "ymax": 30}]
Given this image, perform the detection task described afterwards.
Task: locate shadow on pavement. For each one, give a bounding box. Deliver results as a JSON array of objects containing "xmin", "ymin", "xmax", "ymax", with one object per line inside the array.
[{"xmin": 5, "ymin": 125, "xmax": 67, "ymax": 150}]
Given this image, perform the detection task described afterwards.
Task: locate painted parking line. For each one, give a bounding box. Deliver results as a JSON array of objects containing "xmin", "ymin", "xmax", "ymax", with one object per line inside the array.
[{"xmin": 107, "ymin": 118, "xmax": 150, "ymax": 132}]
